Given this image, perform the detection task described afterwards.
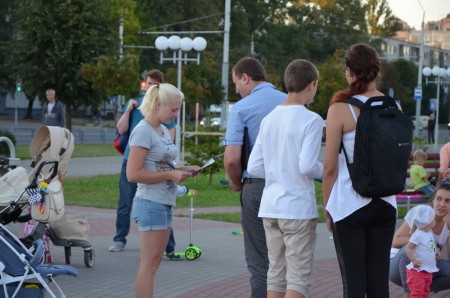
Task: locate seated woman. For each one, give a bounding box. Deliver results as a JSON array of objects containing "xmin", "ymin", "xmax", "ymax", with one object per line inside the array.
[{"xmin": 390, "ymin": 182, "xmax": 450, "ymax": 295}]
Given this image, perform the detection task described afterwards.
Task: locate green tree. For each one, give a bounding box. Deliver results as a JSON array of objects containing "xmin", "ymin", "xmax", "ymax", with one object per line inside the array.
[
  {"xmin": 0, "ymin": 1, "xmax": 17, "ymax": 99},
  {"xmin": 10, "ymin": 0, "xmax": 118, "ymax": 129},
  {"xmin": 313, "ymin": 50, "xmax": 348, "ymax": 118},
  {"xmin": 366, "ymin": 0, "xmax": 401, "ymax": 37},
  {"xmin": 108, "ymin": 0, "xmax": 140, "ymax": 46},
  {"xmin": 381, "ymin": 59, "xmax": 418, "ymax": 116},
  {"xmin": 80, "ymin": 54, "xmax": 140, "ymax": 103},
  {"xmin": 136, "ymin": 0, "xmax": 223, "ymax": 74},
  {"xmin": 269, "ymin": 0, "xmax": 368, "ymax": 66}
]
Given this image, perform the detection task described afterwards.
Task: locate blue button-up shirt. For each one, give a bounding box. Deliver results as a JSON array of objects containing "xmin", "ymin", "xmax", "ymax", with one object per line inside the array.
[{"xmin": 224, "ymin": 82, "xmax": 287, "ymax": 177}]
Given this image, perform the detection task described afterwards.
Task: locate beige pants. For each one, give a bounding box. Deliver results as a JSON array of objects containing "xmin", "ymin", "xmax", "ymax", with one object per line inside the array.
[{"xmin": 263, "ymin": 218, "xmax": 317, "ymax": 296}]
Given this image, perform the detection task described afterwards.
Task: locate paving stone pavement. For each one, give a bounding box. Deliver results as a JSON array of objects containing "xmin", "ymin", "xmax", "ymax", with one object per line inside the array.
[
  {"xmin": 9, "ymin": 204, "xmax": 450, "ymax": 298},
  {"xmin": 4, "ymin": 133, "xmax": 450, "ymax": 297}
]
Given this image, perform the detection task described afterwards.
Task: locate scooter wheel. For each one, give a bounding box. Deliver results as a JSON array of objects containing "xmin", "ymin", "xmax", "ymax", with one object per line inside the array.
[
  {"xmin": 84, "ymin": 248, "xmax": 95, "ymax": 268},
  {"xmin": 185, "ymin": 247, "xmax": 198, "ymax": 261}
]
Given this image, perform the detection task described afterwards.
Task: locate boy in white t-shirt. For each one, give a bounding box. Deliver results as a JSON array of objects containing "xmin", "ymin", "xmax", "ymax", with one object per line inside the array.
[
  {"xmin": 405, "ymin": 205, "xmax": 440, "ymax": 298},
  {"xmin": 247, "ymin": 59, "xmax": 323, "ymax": 297}
]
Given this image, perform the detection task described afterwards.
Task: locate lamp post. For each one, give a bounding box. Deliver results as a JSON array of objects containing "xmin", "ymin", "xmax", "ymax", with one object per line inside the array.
[
  {"xmin": 155, "ymin": 35, "xmax": 207, "ymax": 165},
  {"xmin": 423, "ymin": 66, "xmax": 450, "ymax": 149},
  {"xmin": 414, "ymin": 0, "xmax": 425, "ymax": 138},
  {"xmin": 250, "ymin": 16, "xmax": 270, "ymax": 56}
]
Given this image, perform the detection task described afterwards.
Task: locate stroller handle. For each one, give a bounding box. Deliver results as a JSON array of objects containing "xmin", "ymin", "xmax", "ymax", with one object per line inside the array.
[{"xmin": 30, "ymin": 160, "xmax": 59, "ymax": 188}]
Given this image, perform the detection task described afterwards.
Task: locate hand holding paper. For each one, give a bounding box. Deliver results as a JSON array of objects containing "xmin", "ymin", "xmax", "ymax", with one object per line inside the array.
[{"xmin": 192, "ymin": 158, "xmax": 215, "ymax": 175}]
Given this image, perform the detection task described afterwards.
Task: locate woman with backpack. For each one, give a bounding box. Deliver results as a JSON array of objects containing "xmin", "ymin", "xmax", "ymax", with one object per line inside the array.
[
  {"xmin": 389, "ymin": 182, "xmax": 450, "ymax": 296},
  {"xmin": 322, "ymin": 43, "xmax": 398, "ymax": 298}
]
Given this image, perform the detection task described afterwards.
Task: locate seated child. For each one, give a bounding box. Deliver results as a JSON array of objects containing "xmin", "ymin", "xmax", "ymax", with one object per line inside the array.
[
  {"xmin": 405, "ymin": 205, "xmax": 439, "ymax": 298},
  {"xmin": 410, "ymin": 150, "xmax": 435, "ymax": 195}
]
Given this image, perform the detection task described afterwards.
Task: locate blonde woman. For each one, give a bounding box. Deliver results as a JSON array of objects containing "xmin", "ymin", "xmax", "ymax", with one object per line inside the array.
[{"xmin": 127, "ymin": 83, "xmax": 200, "ymax": 298}]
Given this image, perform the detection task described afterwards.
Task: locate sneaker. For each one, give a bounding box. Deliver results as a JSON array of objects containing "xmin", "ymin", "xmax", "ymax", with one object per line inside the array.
[
  {"xmin": 165, "ymin": 252, "xmax": 181, "ymax": 261},
  {"xmin": 109, "ymin": 241, "xmax": 125, "ymax": 252}
]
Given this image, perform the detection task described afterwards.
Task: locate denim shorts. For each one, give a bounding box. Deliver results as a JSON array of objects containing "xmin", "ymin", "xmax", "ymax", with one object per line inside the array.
[{"xmin": 132, "ymin": 197, "xmax": 173, "ymax": 231}]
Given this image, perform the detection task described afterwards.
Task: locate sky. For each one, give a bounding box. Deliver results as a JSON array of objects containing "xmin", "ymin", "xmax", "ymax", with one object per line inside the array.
[{"xmin": 387, "ymin": 0, "xmax": 450, "ymax": 29}]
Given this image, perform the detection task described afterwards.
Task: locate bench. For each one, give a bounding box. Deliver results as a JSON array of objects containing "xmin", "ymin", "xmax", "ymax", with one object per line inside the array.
[{"xmin": 395, "ymin": 152, "xmax": 440, "ymax": 210}]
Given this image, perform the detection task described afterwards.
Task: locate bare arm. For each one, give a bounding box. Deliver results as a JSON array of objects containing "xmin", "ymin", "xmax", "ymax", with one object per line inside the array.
[
  {"xmin": 438, "ymin": 146, "xmax": 449, "ymax": 184},
  {"xmin": 392, "ymin": 221, "xmax": 412, "ymax": 248},
  {"xmin": 405, "ymin": 242, "xmax": 420, "ymax": 267},
  {"xmin": 224, "ymin": 145, "xmax": 243, "ymax": 191},
  {"xmin": 116, "ymin": 99, "xmax": 139, "ymax": 135},
  {"xmin": 322, "ymin": 104, "xmax": 346, "ymax": 232},
  {"xmin": 438, "ymin": 172, "xmax": 444, "ymax": 185}
]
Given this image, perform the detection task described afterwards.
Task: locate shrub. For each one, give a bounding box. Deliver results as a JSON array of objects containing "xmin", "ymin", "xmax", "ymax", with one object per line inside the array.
[{"xmin": 184, "ymin": 130, "xmax": 224, "ymax": 185}]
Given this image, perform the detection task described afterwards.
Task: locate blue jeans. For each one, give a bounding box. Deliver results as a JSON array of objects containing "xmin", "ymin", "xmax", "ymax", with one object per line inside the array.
[
  {"xmin": 132, "ymin": 198, "xmax": 173, "ymax": 231},
  {"xmin": 113, "ymin": 159, "xmax": 137, "ymax": 244},
  {"xmin": 418, "ymin": 184, "xmax": 435, "ymax": 196},
  {"xmin": 165, "ymin": 229, "xmax": 176, "ymax": 254}
]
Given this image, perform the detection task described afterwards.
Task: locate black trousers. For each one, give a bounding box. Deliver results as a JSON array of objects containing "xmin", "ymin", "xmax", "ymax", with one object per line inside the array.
[
  {"xmin": 428, "ymin": 127, "xmax": 435, "ymax": 144},
  {"xmin": 332, "ymin": 199, "xmax": 396, "ymax": 298}
]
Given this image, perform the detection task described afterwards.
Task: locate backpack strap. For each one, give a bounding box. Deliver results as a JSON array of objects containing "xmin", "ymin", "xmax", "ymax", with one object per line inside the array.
[{"xmin": 340, "ymin": 97, "xmax": 364, "ymax": 109}]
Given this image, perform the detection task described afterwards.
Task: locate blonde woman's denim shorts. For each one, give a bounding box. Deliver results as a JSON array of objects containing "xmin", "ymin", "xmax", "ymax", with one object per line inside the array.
[{"xmin": 132, "ymin": 197, "xmax": 173, "ymax": 231}]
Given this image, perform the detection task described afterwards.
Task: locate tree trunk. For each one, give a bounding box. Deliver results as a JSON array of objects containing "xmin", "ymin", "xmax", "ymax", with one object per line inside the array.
[{"xmin": 23, "ymin": 93, "xmax": 36, "ymax": 119}]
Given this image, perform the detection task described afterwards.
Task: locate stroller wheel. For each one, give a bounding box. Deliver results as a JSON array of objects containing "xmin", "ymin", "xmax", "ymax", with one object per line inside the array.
[
  {"xmin": 84, "ymin": 248, "xmax": 95, "ymax": 268},
  {"xmin": 64, "ymin": 247, "xmax": 71, "ymax": 264}
]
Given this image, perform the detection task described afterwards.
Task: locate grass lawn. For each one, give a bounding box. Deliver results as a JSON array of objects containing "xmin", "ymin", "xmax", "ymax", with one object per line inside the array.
[
  {"xmin": 15, "ymin": 143, "xmax": 410, "ymax": 224},
  {"xmin": 63, "ymin": 171, "xmax": 241, "ymax": 209},
  {"xmin": 62, "ymin": 173, "xmax": 411, "ymax": 224},
  {"xmin": 14, "ymin": 144, "xmax": 120, "ymax": 159}
]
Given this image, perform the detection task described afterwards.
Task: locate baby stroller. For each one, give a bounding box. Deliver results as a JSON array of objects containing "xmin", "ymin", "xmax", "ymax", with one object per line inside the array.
[
  {"xmin": 0, "ymin": 126, "xmax": 95, "ymax": 268},
  {"xmin": 0, "ymin": 164, "xmax": 78, "ymax": 298}
]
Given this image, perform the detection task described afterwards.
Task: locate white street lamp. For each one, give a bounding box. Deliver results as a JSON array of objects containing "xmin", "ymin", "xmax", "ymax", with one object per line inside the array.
[
  {"xmin": 423, "ymin": 66, "xmax": 450, "ymax": 149},
  {"xmin": 155, "ymin": 35, "xmax": 207, "ymax": 165}
]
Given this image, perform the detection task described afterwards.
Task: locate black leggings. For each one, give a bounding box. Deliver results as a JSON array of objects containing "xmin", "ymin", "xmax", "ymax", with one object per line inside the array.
[{"xmin": 332, "ymin": 199, "xmax": 396, "ymax": 298}]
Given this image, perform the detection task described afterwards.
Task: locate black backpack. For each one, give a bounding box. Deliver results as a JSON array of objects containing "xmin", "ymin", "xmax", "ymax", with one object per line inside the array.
[{"xmin": 341, "ymin": 96, "xmax": 414, "ymax": 198}]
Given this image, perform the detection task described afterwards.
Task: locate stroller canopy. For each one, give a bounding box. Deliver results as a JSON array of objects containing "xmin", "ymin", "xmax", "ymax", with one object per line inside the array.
[{"xmin": 28, "ymin": 126, "xmax": 74, "ymax": 182}]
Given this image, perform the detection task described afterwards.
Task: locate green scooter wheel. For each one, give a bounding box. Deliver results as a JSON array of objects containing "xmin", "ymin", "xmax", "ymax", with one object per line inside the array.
[{"xmin": 185, "ymin": 247, "xmax": 198, "ymax": 261}]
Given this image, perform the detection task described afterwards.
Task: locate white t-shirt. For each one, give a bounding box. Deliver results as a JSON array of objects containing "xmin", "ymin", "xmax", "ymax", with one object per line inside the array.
[
  {"xmin": 405, "ymin": 208, "xmax": 449, "ymax": 256},
  {"xmin": 326, "ymin": 95, "xmax": 397, "ymax": 222},
  {"xmin": 129, "ymin": 119, "xmax": 178, "ymax": 206},
  {"xmin": 406, "ymin": 229, "xmax": 439, "ymax": 273},
  {"xmin": 247, "ymin": 105, "xmax": 323, "ymax": 220},
  {"xmin": 47, "ymin": 102, "xmax": 55, "ymax": 114}
]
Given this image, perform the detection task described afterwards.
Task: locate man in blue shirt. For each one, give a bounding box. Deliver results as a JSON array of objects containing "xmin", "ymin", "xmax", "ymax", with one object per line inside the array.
[{"xmin": 224, "ymin": 57, "xmax": 286, "ymax": 297}]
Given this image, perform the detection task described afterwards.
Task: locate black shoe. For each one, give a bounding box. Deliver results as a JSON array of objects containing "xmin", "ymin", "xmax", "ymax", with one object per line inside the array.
[{"xmin": 165, "ymin": 252, "xmax": 181, "ymax": 261}]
